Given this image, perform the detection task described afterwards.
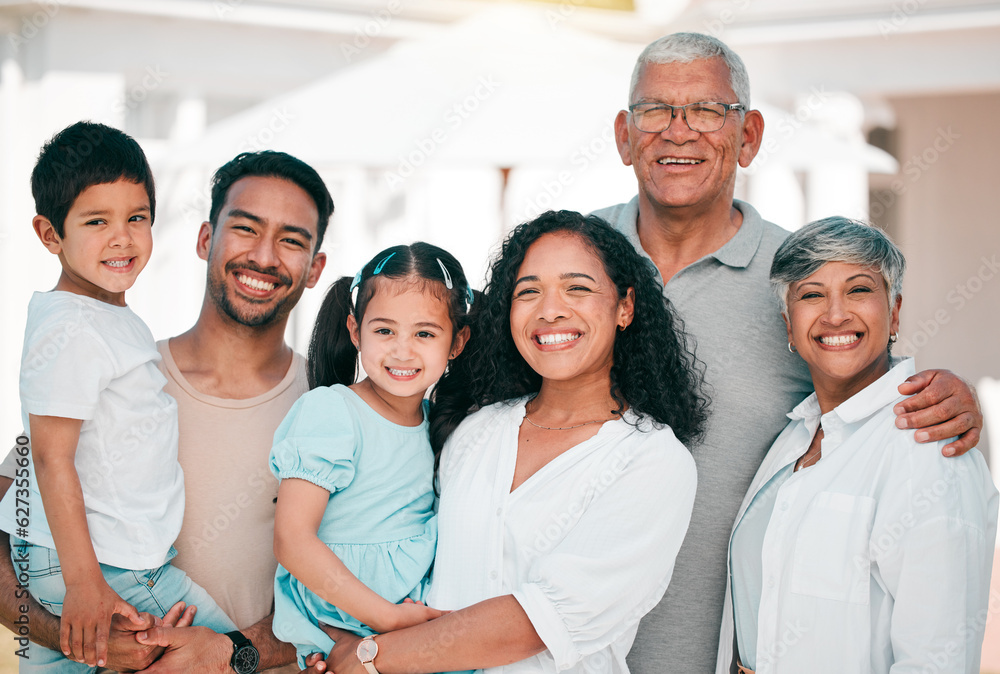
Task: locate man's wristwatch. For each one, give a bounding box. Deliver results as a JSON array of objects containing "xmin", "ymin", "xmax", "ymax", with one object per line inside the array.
[
  {"xmin": 356, "ymin": 635, "xmax": 380, "ymax": 674},
  {"xmin": 225, "ymin": 630, "xmax": 260, "ymax": 674}
]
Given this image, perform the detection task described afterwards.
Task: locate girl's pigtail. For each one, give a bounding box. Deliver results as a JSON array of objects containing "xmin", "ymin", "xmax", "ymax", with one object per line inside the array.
[
  {"xmin": 307, "ymin": 276, "xmax": 358, "ymax": 389},
  {"xmin": 429, "ymin": 288, "xmax": 482, "ymax": 458}
]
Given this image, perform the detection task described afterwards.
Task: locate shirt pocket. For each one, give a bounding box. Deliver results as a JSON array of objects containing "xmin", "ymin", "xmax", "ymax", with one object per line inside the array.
[{"xmin": 790, "ymin": 491, "xmax": 876, "ymax": 604}]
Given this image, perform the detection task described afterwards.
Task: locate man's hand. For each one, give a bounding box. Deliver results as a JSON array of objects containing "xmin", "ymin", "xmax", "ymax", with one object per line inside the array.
[
  {"xmin": 895, "ymin": 369, "xmax": 982, "ymax": 456},
  {"xmin": 61, "ymin": 579, "xmax": 143, "ymax": 667},
  {"xmin": 135, "ymin": 622, "xmax": 234, "ymax": 674},
  {"xmin": 105, "ymin": 601, "xmax": 194, "ymax": 673}
]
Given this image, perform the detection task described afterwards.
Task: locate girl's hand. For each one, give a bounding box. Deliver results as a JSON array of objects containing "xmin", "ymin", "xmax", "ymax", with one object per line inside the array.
[
  {"xmin": 372, "ymin": 600, "xmax": 448, "ymax": 633},
  {"xmin": 61, "ymin": 578, "xmax": 142, "ymax": 667},
  {"xmin": 301, "ymin": 651, "xmax": 328, "ymax": 672}
]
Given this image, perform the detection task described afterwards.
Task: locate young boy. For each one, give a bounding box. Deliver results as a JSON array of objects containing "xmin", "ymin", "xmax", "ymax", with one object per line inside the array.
[{"xmin": 0, "ymin": 121, "xmax": 236, "ymax": 671}]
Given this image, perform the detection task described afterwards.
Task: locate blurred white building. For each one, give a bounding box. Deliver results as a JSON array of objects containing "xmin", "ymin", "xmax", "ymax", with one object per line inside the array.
[{"xmin": 1, "ymin": 0, "xmax": 998, "ymax": 476}]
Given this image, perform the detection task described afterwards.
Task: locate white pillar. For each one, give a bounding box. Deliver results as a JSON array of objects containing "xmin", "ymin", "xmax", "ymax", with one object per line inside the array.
[
  {"xmin": 170, "ymin": 94, "xmax": 207, "ymax": 143},
  {"xmin": 0, "ymin": 54, "xmax": 26, "ymax": 438},
  {"xmin": 746, "ymin": 164, "xmax": 805, "ymax": 231},
  {"xmin": 803, "ymin": 92, "xmax": 871, "ymax": 222}
]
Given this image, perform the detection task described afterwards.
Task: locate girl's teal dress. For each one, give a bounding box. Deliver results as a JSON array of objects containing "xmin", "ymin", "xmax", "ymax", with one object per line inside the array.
[{"xmin": 269, "ymin": 384, "xmax": 437, "ymax": 666}]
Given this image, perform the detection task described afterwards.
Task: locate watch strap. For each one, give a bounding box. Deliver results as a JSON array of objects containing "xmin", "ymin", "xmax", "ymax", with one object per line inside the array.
[
  {"xmin": 358, "ymin": 635, "xmax": 380, "ymax": 674},
  {"xmin": 225, "ymin": 631, "xmax": 259, "ymax": 674}
]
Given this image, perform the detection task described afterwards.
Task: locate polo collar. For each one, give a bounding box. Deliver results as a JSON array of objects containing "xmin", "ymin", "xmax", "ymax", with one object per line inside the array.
[
  {"xmin": 711, "ymin": 199, "xmax": 764, "ymax": 269},
  {"xmin": 618, "ymin": 197, "xmax": 765, "ymax": 271}
]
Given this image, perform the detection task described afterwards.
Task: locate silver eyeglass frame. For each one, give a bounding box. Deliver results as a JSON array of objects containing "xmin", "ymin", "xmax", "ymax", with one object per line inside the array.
[{"xmin": 627, "ymin": 101, "xmax": 746, "ymax": 133}]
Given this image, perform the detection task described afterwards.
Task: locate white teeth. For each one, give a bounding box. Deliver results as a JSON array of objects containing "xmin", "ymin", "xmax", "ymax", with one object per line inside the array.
[
  {"xmin": 238, "ymin": 273, "xmax": 276, "ymax": 291},
  {"xmin": 537, "ymin": 333, "xmax": 581, "ymax": 345},
  {"xmin": 820, "ymin": 334, "xmax": 860, "ymax": 346},
  {"xmin": 658, "ymin": 158, "xmax": 701, "ymax": 164},
  {"xmin": 104, "ymin": 260, "xmax": 130, "ymax": 267},
  {"xmin": 388, "ymin": 368, "xmax": 418, "ymax": 376}
]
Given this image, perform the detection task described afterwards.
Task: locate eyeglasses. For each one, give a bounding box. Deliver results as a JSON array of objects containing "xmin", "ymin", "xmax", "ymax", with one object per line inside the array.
[{"xmin": 628, "ymin": 101, "xmax": 746, "ymax": 134}]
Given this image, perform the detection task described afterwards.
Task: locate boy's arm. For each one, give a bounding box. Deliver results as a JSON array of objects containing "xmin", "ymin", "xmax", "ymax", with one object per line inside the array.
[
  {"xmin": 0, "ymin": 476, "xmax": 62, "ymax": 651},
  {"xmin": 30, "ymin": 414, "xmax": 141, "ymax": 668},
  {"xmin": 0, "ymin": 446, "xmax": 166, "ymax": 670}
]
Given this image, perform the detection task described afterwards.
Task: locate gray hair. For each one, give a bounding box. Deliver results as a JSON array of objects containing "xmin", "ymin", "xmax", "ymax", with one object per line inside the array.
[
  {"xmin": 770, "ymin": 216, "xmax": 906, "ymax": 316},
  {"xmin": 629, "ymin": 32, "xmax": 751, "ymax": 108}
]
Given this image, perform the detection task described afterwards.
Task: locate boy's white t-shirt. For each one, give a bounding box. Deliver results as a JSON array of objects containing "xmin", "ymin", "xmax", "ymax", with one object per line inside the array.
[{"xmin": 0, "ymin": 291, "xmax": 184, "ymax": 570}]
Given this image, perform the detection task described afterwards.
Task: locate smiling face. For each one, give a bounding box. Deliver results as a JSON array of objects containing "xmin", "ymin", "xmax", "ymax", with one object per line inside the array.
[
  {"xmin": 785, "ymin": 261, "xmax": 901, "ymax": 409},
  {"xmin": 509, "ymin": 232, "xmax": 634, "ymax": 388},
  {"xmin": 198, "ymin": 175, "xmax": 326, "ymax": 328},
  {"xmin": 348, "ymin": 278, "xmax": 467, "ymax": 405},
  {"xmin": 34, "ymin": 179, "xmax": 153, "ymax": 306},
  {"xmin": 614, "ymin": 57, "xmax": 763, "ymax": 220}
]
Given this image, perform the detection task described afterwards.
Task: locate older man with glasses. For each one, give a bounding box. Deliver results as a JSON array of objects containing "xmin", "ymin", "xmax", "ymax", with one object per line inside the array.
[{"xmin": 592, "ymin": 32, "xmax": 984, "ymax": 674}]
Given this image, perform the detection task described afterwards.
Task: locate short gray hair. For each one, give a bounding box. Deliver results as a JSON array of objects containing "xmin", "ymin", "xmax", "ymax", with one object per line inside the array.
[
  {"xmin": 629, "ymin": 32, "xmax": 751, "ymax": 108},
  {"xmin": 770, "ymin": 216, "xmax": 906, "ymax": 316}
]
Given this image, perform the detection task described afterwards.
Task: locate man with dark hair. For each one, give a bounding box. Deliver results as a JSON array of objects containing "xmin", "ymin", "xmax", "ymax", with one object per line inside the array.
[
  {"xmin": 208, "ymin": 150, "xmax": 334, "ymax": 251},
  {"xmin": 0, "ymin": 149, "xmax": 330, "ymax": 674}
]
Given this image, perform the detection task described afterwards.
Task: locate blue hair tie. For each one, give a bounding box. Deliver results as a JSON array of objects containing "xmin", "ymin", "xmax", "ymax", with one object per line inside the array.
[
  {"xmin": 466, "ymin": 286, "xmax": 475, "ymax": 311},
  {"xmin": 349, "ymin": 269, "xmax": 363, "ymax": 306},
  {"xmin": 373, "ymin": 252, "xmax": 396, "ymax": 275}
]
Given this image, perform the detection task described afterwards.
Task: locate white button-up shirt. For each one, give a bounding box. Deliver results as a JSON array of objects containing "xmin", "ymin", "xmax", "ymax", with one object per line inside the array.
[
  {"xmin": 428, "ymin": 398, "xmax": 697, "ymax": 673},
  {"xmin": 716, "ymin": 359, "xmax": 998, "ymax": 674}
]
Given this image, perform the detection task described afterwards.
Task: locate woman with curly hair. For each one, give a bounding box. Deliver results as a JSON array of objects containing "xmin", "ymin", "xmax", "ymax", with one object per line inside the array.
[{"xmin": 309, "ymin": 210, "xmax": 707, "ymax": 674}]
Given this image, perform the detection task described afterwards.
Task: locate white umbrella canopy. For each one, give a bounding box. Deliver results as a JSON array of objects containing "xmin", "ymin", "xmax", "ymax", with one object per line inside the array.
[
  {"xmin": 753, "ymin": 100, "xmax": 898, "ymax": 174},
  {"xmin": 164, "ymin": 6, "xmax": 640, "ymax": 171}
]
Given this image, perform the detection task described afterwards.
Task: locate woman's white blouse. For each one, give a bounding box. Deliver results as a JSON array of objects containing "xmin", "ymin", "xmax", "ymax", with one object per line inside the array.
[
  {"xmin": 428, "ymin": 398, "xmax": 697, "ymax": 673},
  {"xmin": 716, "ymin": 359, "xmax": 999, "ymax": 674}
]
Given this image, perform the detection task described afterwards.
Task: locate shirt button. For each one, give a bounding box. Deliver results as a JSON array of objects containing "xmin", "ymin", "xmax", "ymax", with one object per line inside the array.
[
  {"xmin": 767, "ymin": 577, "xmax": 776, "ymax": 588},
  {"xmin": 780, "ymin": 502, "xmax": 789, "ymax": 511},
  {"xmin": 495, "ymin": 507, "xmax": 502, "ymax": 516},
  {"xmin": 489, "ymin": 570, "xmax": 498, "ymax": 580},
  {"xmin": 147, "ymin": 579, "xmax": 155, "ymax": 588}
]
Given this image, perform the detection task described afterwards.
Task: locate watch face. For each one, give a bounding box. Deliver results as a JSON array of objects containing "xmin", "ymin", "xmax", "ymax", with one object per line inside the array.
[
  {"xmin": 357, "ymin": 638, "xmax": 378, "ymax": 661},
  {"xmin": 233, "ymin": 645, "xmax": 260, "ymax": 674}
]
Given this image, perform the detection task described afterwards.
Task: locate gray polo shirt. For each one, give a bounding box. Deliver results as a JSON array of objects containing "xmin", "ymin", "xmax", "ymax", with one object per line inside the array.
[{"xmin": 591, "ymin": 197, "xmax": 813, "ymax": 674}]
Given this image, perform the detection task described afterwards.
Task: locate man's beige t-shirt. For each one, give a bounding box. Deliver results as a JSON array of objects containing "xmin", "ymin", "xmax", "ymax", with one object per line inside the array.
[{"xmin": 158, "ymin": 340, "xmax": 307, "ymax": 674}]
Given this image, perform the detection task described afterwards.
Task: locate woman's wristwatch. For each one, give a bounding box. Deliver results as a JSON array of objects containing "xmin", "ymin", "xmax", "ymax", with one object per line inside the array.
[{"xmin": 356, "ymin": 635, "xmax": 380, "ymax": 673}]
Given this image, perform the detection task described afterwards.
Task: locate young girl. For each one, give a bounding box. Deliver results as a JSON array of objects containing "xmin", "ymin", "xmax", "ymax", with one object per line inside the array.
[{"xmin": 269, "ymin": 242, "xmax": 473, "ymax": 667}]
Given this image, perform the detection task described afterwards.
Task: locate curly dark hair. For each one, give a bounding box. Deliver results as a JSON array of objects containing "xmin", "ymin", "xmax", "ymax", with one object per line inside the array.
[{"xmin": 430, "ymin": 210, "xmax": 708, "ymax": 453}]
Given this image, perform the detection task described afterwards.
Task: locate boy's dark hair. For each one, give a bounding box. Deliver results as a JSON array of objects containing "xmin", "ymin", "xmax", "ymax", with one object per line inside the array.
[
  {"xmin": 208, "ymin": 151, "xmax": 334, "ymax": 253},
  {"xmin": 31, "ymin": 121, "xmax": 156, "ymax": 238},
  {"xmin": 307, "ymin": 242, "xmax": 472, "ymax": 391}
]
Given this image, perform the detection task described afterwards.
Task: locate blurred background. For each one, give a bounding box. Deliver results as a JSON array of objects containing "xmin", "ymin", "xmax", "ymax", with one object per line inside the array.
[{"xmin": 0, "ymin": 0, "xmax": 998, "ymax": 671}]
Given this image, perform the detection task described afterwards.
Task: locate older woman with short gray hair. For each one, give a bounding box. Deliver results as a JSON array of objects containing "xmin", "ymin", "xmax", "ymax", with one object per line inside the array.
[{"xmin": 716, "ymin": 216, "xmax": 998, "ymax": 674}]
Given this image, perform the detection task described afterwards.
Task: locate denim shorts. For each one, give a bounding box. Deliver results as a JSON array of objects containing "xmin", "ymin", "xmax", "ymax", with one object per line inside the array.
[{"xmin": 11, "ymin": 537, "xmax": 236, "ymax": 673}]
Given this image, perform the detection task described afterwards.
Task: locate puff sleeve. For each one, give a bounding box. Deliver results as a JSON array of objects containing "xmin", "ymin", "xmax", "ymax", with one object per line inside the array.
[{"xmin": 269, "ymin": 387, "xmax": 358, "ymax": 494}]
